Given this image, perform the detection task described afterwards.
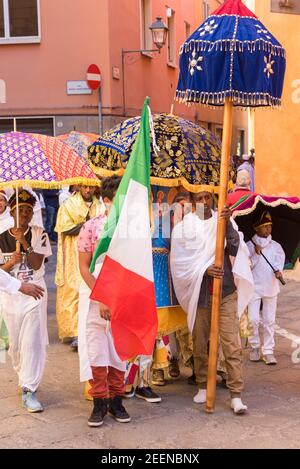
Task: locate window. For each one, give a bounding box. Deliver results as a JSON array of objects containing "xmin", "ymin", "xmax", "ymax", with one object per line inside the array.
[
  {"xmin": 167, "ymin": 8, "xmax": 176, "ymax": 66},
  {"xmin": 215, "ymin": 126, "xmax": 223, "ymax": 142},
  {"xmin": 140, "ymin": 0, "xmax": 152, "ymax": 52},
  {"xmin": 0, "ymin": 0, "xmax": 40, "ymax": 44},
  {"xmin": 0, "ymin": 117, "xmax": 54, "ymax": 135},
  {"xmin": 271, "ymin": 0, "xmax": 300, "ymax": 14},
  {"xmin": 0, "ymin": 1, "xmax": 4, "ymax": 37},
  {"xmin": 203, "ymin": 1, "xmax": 210, "ymax": 19},
  {"xmin": 184, "ymin": 21, "xmax": 191, "ymax": 39},
  {"xmin": 236, "ymin": 129, "xmax": 245, "ymax": 156}
]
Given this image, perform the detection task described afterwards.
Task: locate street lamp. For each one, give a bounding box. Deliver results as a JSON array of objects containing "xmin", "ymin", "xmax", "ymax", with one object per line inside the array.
[
  {"xmin": 149, "ymin": 16, "xmax": 169, "ymax": 51},
  {"xmin": 122, "ymin": 16, "xmax": 168, "ymax": 116}
]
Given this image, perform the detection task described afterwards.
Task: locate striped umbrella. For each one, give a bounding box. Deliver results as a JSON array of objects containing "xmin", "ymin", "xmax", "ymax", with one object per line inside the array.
[
  {"xmin": 0, "ymin": 131, "xmax": 99, "ymax": 190},
  {"xmin": 57, "ymin": 131, "xmax": 99, "ymax": 160}
]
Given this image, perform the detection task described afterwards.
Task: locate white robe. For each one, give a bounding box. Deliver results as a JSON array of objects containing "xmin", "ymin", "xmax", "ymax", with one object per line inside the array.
[
  {"xmin": 0, "ymin": 208, "xmax": 13, "ymax": 235},
  {"xmin": 0, "ymin": 226, "xmax": 51, "ymax": 391},
  {"xmin": 78, "ymin": 263, "xmax": 126, "ymax": 382},
  {"xmin": 170, "ymin": 212, "xmax": 254, "ymax": 332},
  {"xmin": 0, "ymin": 268, "xmax": 21, "ymax": 294},
  {"xmin": 247, "ymin": 235, "xmax": 285, "ymax": 298}
]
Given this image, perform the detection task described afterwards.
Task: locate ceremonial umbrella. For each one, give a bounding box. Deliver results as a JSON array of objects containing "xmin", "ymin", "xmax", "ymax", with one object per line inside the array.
[
  {"xmin": 0, "ymin": 132, "xmax": 99, "ymax": 189},
  {"xmin": 0, "ymin": 131, "xmax": 99, "ymax": 248},
  {"xmin": 57, "ymin": 131, "xmax": 99, "ymax": 160},
  {"xmin": 176, "ymin": 0, "xmax": 286, "ymax": 412},
  {"xmin": 88, "ymin": 113, "xmax": 222, "ymax": 193},
  {"xmin": 231, "ymin": 194, "xmax": 300, "ymax": 265}
]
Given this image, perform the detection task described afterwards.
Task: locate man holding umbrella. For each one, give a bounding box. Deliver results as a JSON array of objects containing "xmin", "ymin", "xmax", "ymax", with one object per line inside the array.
[
  {"xmin": 0, "ymin": 190, "xmax": 52, "ymax": 412},
  {"xmin": 171, "ymin": 191, "xmax": 252, "ymax": 414}
]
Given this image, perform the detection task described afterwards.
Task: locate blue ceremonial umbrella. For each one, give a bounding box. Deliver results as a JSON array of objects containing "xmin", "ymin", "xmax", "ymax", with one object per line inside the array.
[
  {"xmin": 175, "ymin": 0, "xmax": 286, "ymax": 413},
  {"xmin": 176, "ymin": 0, "xmax": 286, "ymax": 108}
]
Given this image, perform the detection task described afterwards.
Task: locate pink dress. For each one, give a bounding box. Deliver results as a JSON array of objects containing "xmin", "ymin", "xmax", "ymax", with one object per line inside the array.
[{"xmin": 77, "ymin": 214, "xmax": 126, "ymax": 382}]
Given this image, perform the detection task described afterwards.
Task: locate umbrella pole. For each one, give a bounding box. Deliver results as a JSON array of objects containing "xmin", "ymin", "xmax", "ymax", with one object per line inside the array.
[
  {"xmin": 206, "ymin": 98, "xmax": 233, "ymax": 413},
  {"xmin": 16, "ymin": 187, "xmax": 21, "ymax": 253}
]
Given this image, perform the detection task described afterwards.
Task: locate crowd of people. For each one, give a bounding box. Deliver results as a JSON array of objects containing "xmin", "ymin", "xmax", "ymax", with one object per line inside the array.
[{"xmin": 0, "ymin": 151, "xmax": 288, "ymax": 426}]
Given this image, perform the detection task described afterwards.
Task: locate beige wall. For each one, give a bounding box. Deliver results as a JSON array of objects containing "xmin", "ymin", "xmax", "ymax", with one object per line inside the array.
[{"xmin": 254, "ymin": 1, "xmax": 300, "ymax": 197}]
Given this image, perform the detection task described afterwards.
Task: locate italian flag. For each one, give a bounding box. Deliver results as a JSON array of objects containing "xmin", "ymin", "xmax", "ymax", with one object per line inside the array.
[{"xmin": 90, "ymin": 98, "xmax": 157, "ymax": 361}]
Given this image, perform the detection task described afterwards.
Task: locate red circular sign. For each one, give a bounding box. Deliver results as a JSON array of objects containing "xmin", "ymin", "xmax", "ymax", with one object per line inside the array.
[{"xmin": 86, "ymin": 64, "xmax": 101, "ymax": 90}]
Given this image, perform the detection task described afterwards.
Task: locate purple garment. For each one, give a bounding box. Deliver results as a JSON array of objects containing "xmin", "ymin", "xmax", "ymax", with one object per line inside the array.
[{"xmin": 238, "ymin": 162, "xmax": 255, "ymax": 192}]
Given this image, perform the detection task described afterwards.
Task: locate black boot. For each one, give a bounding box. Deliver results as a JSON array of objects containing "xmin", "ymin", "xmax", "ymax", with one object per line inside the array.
[
  {"xmin": 108, "ymin": 396, "xmax": 131, "ymax": 423},
  {"xmin": 88, "ymin": 398, "xmax": 107, "ymax": 427}
]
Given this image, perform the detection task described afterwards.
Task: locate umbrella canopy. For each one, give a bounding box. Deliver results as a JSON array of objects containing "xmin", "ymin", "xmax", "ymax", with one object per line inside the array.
[
  {"xmin": 88, "ymin": 113, "xmax": 222, "ymax": 192},
  {"xmin": 232, "ymin": 194, "xmax": 300, "ymax": 264},
  {"xmin": 176, "ymin": 0, "xmax": 286, "ymax": 107},
  {"xmin": 0, "ymin": 132, "xmax": 99, "ymax": 189},
  {"xmin": 57, "ymin": 131, "xmax": 99, "ymax": 159}
]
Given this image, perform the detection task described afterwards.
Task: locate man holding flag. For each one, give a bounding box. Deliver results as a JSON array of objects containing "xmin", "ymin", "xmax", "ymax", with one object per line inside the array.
[{"xmin": 78, "ymin": 99, "xmax": 157, "ymax": 427}]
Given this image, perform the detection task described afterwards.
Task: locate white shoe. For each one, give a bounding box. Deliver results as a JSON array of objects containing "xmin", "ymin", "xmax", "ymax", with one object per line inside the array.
[
  {"xmin": 231, "ymin": 397, "xmax": 248, "ymax": 415},
  {"xmin": 193, "ymin": 389, "xmax": 207, "ymax": 404}
]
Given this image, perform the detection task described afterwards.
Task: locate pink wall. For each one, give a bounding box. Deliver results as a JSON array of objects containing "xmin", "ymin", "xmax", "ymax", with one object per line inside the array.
[
  {"xmin": 0, "ymin": 0, "xmax": 109, "ymax": 116},
  {"xmin": 0, "ymin": 0, "xmax": 247, "ymax": 138},
  {"xmin": 106, "ymin": 0, "xmax": 201, "ymax": 119},
  {"xmin": 0, "ymin": 0, "xmax": 202, "ymax": 119}
]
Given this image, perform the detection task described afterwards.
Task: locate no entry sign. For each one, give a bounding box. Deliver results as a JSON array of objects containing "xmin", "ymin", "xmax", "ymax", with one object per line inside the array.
[{"xmin": 86, "ymin": 64, "xmax": 101, "ymax": 90}]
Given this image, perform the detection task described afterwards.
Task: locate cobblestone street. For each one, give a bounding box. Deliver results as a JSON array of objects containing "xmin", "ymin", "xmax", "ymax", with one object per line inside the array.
[{"xmin": 1, "ymin": 249, "xmax": 300, "ymax": 449}]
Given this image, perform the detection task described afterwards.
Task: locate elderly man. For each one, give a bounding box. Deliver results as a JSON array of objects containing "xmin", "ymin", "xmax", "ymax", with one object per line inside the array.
[
  {"xmin": 237, "ymin": 154, "xmax": 255, "ymax": 192},
  {"xmin": 227, "ymin": 170, "xmax": 253, "ymax": 207}
]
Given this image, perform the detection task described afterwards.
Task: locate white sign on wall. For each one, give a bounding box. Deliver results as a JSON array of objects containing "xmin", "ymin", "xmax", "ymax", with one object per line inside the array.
[
  {"xmin": 0, "ymin": 80, "xmax": 6, "ymax": 103},
  {"xmin": 67, "ymin": 81, "xmax": 92, "ymax": 95}
]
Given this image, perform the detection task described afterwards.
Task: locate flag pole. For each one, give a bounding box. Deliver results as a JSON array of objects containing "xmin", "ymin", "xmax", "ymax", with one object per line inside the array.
[{"xmin": 206, "ymin": 97, "xmax": 233, "ymax": 413}]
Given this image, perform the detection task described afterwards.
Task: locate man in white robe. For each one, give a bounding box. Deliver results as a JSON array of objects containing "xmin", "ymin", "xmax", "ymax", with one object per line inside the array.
[
  {"xmin": 247, "ymin": 211, "xmax": 285, "ymax": 365},
  {"xmin": 170, "ymin": 191, "xmax": 253, "ymax": 415},
  {"xmin": 0, "ymin": 190, "xmax": 52, "ymax": 413}
]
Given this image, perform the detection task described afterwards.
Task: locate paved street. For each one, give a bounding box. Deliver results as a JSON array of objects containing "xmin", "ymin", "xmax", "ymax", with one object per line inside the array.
[{"xmin": 1, "ymin": 248, "xmax": 300, "ymax": 449}]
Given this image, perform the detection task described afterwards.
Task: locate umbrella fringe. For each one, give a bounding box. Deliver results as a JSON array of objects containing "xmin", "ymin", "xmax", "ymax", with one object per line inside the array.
[
  {"xmin": 0, "ymin": 177, "xmax": 100, "ymax": 190},
  {"xmin": 175, "ymin": 89, "xmax": 282, "ymax": 109},
  {"xmin": 87, "ymin": 163, "xmax": 234, "ymax": 194},
  {"xmin": 182, "ymin": 39, "xmax": 285, "ymax": 58},
  {"xmin": 232, "ymin": 196, "xmax": 300, "ymax": 218}
]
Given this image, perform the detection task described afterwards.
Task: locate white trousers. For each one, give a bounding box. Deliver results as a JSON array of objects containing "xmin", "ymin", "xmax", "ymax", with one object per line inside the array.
[
  {"xmin": 1, "ymin": 280, "xmax": 48, "ymax": 392},
  {"xmin": 248, "ymin": 296, "xmax": 277, "ymax": 355}
]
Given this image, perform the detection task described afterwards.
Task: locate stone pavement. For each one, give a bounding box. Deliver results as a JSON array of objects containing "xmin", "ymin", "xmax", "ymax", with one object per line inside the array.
[{"xmin": 1, "ymin": 247, "xmax": 300, "ymax": 449}]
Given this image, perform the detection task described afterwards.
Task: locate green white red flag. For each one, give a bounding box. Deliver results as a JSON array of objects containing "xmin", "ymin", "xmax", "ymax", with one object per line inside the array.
[{"xmin": 90, "ymin": 98, "xmax": 157, "ymax": 360}]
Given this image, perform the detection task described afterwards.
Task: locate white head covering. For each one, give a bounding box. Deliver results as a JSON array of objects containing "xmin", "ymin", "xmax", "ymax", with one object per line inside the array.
[
  {"xmin": 242, "ymin": 154, "xmax": 250, "ymax": 161},
  {"xmin": 236, "ymin": 170, "xmax": 251, "ymax": 189}
]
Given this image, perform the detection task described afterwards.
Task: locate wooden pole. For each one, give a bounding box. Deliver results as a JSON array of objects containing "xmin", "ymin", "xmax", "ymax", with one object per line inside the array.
[
  {"xmin": 206, "ymin": 97, "xmax": 233, "ymax": 413},
  {"xmin": 15, "ymin": 186, "xmax": 21, "ymax": 253}
]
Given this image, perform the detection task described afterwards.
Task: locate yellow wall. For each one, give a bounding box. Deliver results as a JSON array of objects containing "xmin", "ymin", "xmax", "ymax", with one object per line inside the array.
[{"xmin": 254, "ymin": 1, "xmax": 300, "ymax": 197}]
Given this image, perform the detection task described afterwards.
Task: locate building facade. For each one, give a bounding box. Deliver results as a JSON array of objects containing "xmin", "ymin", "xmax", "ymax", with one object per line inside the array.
[
  {"xmin": 250, "ymin": 0, "xmax": 300, "ymax": 197},
  {"xmin": 0, "ymin": 0, "xmax": 247, "ymax": 155}
]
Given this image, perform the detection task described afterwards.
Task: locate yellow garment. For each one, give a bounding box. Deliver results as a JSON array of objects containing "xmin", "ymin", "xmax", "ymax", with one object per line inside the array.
[
  {"xmin": 55, "ymin": 193, "xmax": 102, "ymax": 340},
  {"xmin": 176, "ymin": 327, "xmax": 193, "ymax": 365},
  {"xmin": 152, "ymin": 338, "xmax": 169, "ymax": 370},
  {"xmin": 84, "ymin": 381, "xmax": 93, "ymax": 401},
  {"xmin": 157, "ymin": 306, "xmax": 187, "ymax": 338}
]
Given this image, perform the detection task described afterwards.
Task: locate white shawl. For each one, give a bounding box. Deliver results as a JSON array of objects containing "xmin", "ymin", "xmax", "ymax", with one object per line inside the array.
[{"xmin": 170, "ymin": 212, "xmax": 254, "ymax": 332}]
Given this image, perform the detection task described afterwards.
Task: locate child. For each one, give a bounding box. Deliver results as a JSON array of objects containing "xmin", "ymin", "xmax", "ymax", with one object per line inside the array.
[
  {"xmin": 0, "ymin": 190, "xmax": 52, "ymax": 412},
  {"xmin": 77, "ymin": 176, "xmax": 131, "ymax": 427},
  {"xmin": 247, "ymin": 211, "xmax": 285, "ymax": 365}
]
